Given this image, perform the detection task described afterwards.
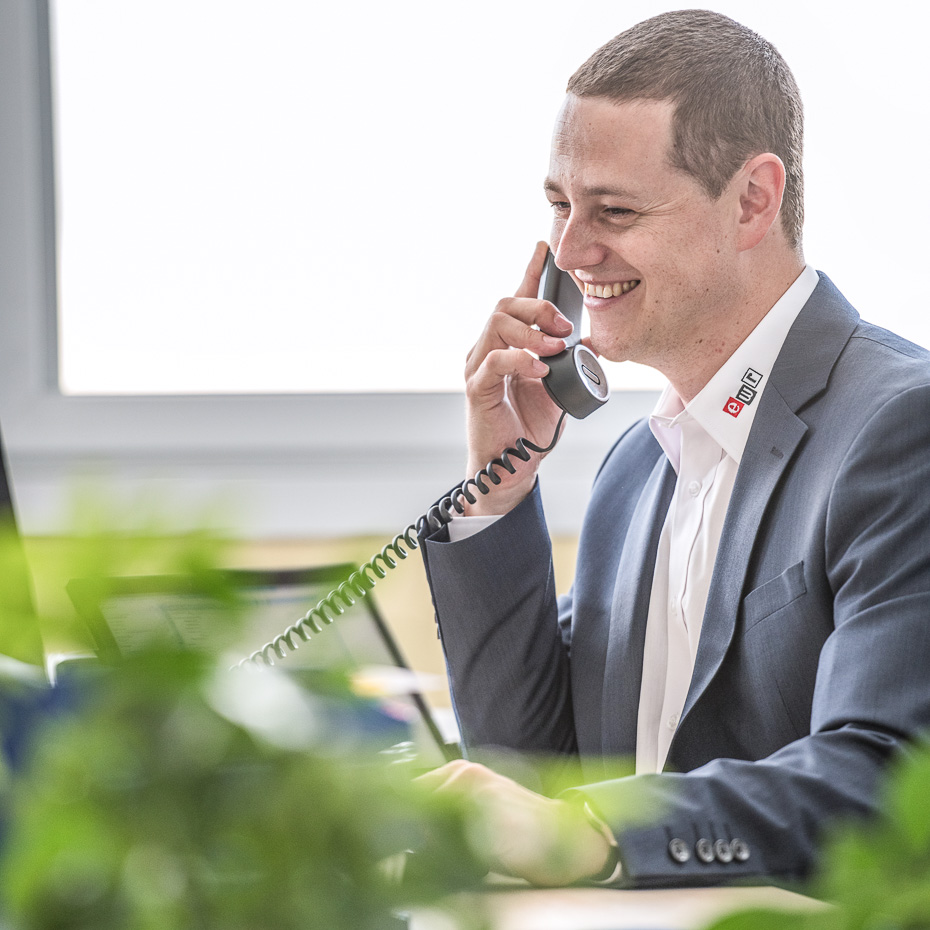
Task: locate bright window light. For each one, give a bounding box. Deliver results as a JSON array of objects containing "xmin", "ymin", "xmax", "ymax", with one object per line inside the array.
[{"xmin": 52, "ymin": 1, "xmax": 929, "ymax": 395}]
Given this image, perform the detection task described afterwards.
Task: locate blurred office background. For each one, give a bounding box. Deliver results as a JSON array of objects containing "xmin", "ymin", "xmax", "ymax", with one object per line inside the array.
[{"xmin": 0, "ymin": 0, "xmax": 927, "ymax": 703}]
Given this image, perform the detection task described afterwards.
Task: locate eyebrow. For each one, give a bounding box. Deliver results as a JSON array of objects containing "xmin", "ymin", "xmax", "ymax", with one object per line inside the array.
[{"xmin": 543, "ymin": 178, "xmax": 639, "ymax": 200}]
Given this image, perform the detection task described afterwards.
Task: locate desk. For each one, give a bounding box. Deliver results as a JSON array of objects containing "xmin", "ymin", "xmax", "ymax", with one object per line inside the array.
[{"xmin": 411, "ymin": 884, "xmax": 824, "ymax": 930}]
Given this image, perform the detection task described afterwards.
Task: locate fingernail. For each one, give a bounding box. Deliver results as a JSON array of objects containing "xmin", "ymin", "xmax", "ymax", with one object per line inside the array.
[
  {"xmin": 542, "ymin": 334, "xmax": 565, "ymax": 348},
  {"xmin": 533, "ymin": 359, "xmax": 550, "ymax": 375},
  {"xmin": 554, "ymin": 315, "xmax": 573, "ymax": 334}
]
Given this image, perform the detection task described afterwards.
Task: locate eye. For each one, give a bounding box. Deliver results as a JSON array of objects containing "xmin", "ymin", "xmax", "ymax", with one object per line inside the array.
[
  {"xmin": 548, "ymin": 201, "xmax": 570, "ymax": 217},
  {"xmin": 605, "ymin": 206, "xmax": 634, "ymax": 218}
]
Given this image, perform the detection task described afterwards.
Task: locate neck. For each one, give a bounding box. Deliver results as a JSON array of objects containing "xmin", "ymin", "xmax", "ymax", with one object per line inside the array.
[{"xmin": 667, "ymin": 251, "xmax": 805, "ymax": 403}]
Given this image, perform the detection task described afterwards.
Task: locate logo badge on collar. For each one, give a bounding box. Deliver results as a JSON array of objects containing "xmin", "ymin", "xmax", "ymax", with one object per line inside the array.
[
  {"xmin": 724, "ymin": 397, "xmax": 744, "ymax": 418},
  {"xmin": 724, "ymin": 369, "xmax": 764, "ymax": 418}
]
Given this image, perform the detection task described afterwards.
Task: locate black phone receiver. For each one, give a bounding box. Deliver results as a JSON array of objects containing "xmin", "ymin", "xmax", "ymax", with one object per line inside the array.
[{"xmin": 537, "ymin": 251, "xmax": 609, "ymax": 419}]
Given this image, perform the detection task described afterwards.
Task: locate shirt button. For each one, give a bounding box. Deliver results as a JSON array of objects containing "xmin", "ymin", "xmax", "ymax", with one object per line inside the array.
[
  {"xmin": 669, "ymin": 596, "xmax": 678, "ymax": 614},
  {"xmin": 688, "ymin": 480, "xmax": 701, "ymax": 497},
  {"xmin": 667, "ymin": 713, "xmax": 679, "ymax": 730}
]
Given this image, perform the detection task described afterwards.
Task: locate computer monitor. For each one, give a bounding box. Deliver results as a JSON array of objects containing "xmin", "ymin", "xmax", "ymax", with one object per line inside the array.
[{"xmin": 67, "ymin": 565, "xmax": 454, "ymax": 765}]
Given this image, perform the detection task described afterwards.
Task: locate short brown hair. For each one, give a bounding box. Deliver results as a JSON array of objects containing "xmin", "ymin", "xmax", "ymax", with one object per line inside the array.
[{"xmin": 567, "ymin": 10, "xmax": 804, "ymax": 250}]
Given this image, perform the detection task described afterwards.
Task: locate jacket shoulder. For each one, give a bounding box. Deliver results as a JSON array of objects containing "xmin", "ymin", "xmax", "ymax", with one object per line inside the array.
[{"xmin": 848, "ymin": 317, "xmax": 930, "ymax": 368}]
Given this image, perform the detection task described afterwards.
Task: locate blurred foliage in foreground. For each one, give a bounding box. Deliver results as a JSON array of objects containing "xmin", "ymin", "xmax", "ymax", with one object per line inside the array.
[
  {"xmin": 0, "ymin": 520, "xmax": 490, "ymax": 930},
  {"xmin": 0, "ymin": 505, "xmax": 655, "ymax": 929},
  {"xmin": 19, "ymin": 490, "xmax": 241, "ymax": 657},
  {"xmin": 706, "ymin": 741, "xmax": 930, "ymax": 930},
  {"xmin": 1, "ymin": 653, "xmax": 489, "ymax": 930}
]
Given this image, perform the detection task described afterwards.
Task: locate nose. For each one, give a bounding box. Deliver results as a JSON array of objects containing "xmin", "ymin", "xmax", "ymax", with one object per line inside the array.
[{"xmin": 551, "ymin": 213, "xmax": 607, "ymax": 274}]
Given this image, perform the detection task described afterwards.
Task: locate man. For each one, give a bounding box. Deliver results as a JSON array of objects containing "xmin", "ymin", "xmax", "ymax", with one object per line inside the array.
[{"xmin": 417, "ymin": 10, "xmax": 930, "ymax": 887}]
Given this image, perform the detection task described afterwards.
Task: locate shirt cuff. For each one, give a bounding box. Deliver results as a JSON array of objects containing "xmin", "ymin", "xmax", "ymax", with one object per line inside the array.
[{"xmin": 446, "ymin": 512, "xmax": 505, "ymax": 542}]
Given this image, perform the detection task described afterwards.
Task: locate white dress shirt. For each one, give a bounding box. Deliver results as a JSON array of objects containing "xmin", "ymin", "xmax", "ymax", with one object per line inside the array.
[
  {"xmin": 449, "ymin": 265, "xmax": 820, "ymax": 775},
  {"xmin": 636, "ymin": 264, "xmax": 818, "ymax": 773}
]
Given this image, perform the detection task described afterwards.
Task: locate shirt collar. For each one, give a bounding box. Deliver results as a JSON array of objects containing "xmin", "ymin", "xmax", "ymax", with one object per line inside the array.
[{"xmin": 650, "ymin": 264, "xmax": 819, "ymax": 470}]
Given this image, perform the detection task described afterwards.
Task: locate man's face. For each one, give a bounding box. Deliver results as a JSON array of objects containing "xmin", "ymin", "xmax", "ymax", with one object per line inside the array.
[{"xmin": 546, "ymin": 95, "xmax": 744, "ymax": 377}]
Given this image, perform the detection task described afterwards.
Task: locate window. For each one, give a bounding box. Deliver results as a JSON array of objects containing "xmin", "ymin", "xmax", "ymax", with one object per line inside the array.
[
  {"xmin": 50, "ymin": 2, "xmax": 930, "ymax": 396},
  {"xmin": 53, "ymin": 1, "xmax": 662, "ymax": 395}
]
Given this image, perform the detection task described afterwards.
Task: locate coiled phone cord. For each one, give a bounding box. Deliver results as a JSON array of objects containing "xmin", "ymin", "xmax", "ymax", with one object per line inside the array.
[{"xmin": 235, "ymin": 409, "xmax": 568, "ymax": 670}]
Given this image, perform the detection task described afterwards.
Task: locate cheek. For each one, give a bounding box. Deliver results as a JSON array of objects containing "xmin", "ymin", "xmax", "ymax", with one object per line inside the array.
[
  {"xmin": 658, "ymin": 235, "xmax": 725, "ymax": 288},
  {"xmin": 548, "ymin": 218, "xmax": 566, "ymax": 254}
]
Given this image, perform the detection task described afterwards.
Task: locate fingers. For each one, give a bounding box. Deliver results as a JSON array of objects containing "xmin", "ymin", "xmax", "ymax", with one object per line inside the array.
[
  {"xmin": 466, "ymin": 298, "xmax": 572, "ymax": 379},
  {"xmin": 495, "ymin": 295, "xmax": 573, "ymax": 339},
  {"xmin": 513, "ymin": 241, "xmax": 551, "ymax": 300},
  {"xmin": 468, "ymin": 350, "xmax": 547, "ymax": 406},
  {"xmin": 414, "ymin": 760, "xmax": 459, "ymax": 790},
  {"xmin": 416, "ymin": 759, "xmax": 489, "ymax": 792},
  {"xmin": 490, "ymin": 303, "xmax": 569, "ymax": 355},
  {"xmin": 511, "ymin": 242, "xmax": 575, "ymax": 335},
  {"xmin": 417, "ymin": 760, "xmax": 531, "ymax": 806},
  {"xmin": 465, "ymin": 243, "xmax": 575, "ymax": 384}
]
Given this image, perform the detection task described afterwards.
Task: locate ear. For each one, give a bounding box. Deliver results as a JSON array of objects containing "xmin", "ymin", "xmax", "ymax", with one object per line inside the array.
[{"xmin": 734, "ymin": 153, "xmax": 786, "ymax": 252}]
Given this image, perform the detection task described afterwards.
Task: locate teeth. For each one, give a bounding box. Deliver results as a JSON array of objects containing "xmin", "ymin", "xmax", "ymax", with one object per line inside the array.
[{"xmin": 584, "ymin": 280, "xmax": 640, "ymax": 297}]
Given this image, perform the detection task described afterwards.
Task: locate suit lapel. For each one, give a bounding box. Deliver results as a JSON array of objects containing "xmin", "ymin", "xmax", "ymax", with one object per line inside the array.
[
  {"xmin": 678, "ymin": 272, "xmax": 860, "ymax": 726},
  {"xmin": 601, "ymin": 454, "xmax": 676, "ymax": 755},
  {"xmin": 680, "ymin": 387, "xmax": 807, "ymax": 724}
]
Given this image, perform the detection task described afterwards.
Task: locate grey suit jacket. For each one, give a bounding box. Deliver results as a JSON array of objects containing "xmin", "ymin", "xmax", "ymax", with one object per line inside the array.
[{"xmin": 421, "ymin": 273, "xmax": 930, "ymax": 886}]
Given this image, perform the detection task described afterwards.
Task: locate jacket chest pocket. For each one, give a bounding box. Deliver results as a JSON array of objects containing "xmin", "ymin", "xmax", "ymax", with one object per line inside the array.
[
  {"xmin": 739, "ymin": 561, "xmax": 818, "ymax": 738},
  {"xmin": 742, "ymin": 561, "xmax": 807, "ymax": 633}
]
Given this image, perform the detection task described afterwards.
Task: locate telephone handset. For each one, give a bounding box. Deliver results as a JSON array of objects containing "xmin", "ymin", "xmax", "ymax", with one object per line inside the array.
[
  {"xmin": 537, "ymin": 251, "xmax": 610, "ymax": 418},
  {"xmin": 237, "ymin": 250, "xmax": 608, "ymax": 668}
]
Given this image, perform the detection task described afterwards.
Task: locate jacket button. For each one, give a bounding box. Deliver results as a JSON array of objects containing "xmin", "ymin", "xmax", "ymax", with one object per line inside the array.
[
  {"xmin": 667, "ymin": 838, "xmax": 690, "ymax": 863},
  {"xmin": 714, "ymin": 839, "xmax": 733, "ymax": 863},
  {"xmin": 695, "ymin": 838, "xmax": 715, "ymax": 863},
  {"xmin": 730, "ymin": 838, "xmax": 751, "ymax": 862}
]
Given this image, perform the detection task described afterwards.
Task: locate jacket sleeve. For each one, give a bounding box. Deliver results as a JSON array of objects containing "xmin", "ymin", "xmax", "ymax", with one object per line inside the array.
[{"xmin": 420, "ymin": 485, "xmax": 577, "ymax": 755}]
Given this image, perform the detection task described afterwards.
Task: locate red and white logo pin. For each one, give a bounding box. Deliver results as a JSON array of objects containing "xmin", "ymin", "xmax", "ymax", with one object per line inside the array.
[{"xmin": 724, "ymin": 397, "xmax": 744, "ymax": 418}]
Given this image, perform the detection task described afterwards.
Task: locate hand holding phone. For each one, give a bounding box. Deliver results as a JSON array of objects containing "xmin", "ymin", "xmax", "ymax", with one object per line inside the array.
[
  {"xmin": 462, "ymin": 245, "xmax": 610, "ymax": 516},
  {"xmin": 462, "ymin": 244, "xmax": 574, "ymax": 515}
]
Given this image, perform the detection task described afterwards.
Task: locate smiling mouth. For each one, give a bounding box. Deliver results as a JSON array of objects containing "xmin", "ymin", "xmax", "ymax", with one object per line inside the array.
[{"xmin": 583, "ymin": 280, "xmax": 641, "ymax": 298}]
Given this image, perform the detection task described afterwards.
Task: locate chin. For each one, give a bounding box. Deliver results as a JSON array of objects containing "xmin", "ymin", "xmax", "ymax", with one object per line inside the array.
[{"xmin": 589, "ymin": 336, "xmax": 633, "ymax": 365}]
